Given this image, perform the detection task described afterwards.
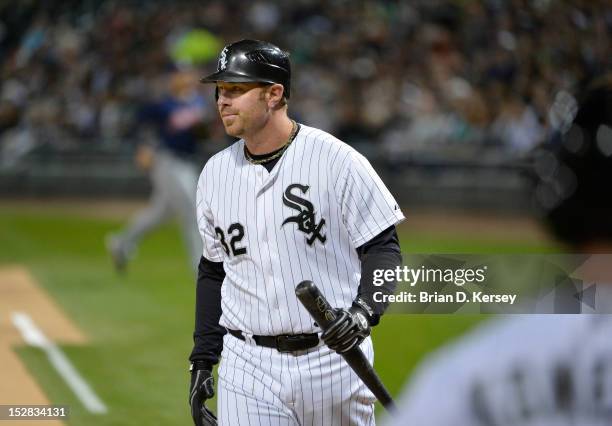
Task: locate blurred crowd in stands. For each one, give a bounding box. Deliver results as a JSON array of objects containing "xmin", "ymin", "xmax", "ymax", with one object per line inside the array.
[{"xmin": 0, "ymin": 0, "xmax": 610, "ymax": 166}]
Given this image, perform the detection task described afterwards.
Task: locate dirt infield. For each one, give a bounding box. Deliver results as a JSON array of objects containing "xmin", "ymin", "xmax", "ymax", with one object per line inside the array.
[{"xmin": 0, "ymin": 266, "xmax": 86, "ymax": 425}]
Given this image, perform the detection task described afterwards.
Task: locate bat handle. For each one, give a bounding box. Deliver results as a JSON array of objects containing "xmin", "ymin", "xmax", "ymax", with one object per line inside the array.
[{"xmin": 295, "ymin": 280, "xmax": 337, "ymax": 329}]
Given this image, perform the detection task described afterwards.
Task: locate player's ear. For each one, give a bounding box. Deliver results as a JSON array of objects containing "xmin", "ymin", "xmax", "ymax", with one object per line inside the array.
[{"xmin": 267, "ymin": 84, "xmax": 285, "ymax": 109}]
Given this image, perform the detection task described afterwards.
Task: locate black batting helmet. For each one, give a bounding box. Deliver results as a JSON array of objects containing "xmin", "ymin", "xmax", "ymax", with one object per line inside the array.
[{"xmin": 201, "ymin": 39, "xmax": 291, "ymax": 99}]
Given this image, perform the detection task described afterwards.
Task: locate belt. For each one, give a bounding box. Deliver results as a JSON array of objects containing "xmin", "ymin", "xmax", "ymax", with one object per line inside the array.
[{"xmin": 227, "ymin": 329, "xmax": 320, "ymax": 353}]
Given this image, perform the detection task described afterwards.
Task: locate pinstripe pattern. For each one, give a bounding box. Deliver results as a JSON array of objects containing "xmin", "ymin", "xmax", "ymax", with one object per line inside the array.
[
  {"xmin": 219, "ymin": 334, "xmax": 376, "ymax": 425},
  {"xmin": 196, "ymin": 124, "xmax": 404, "ymax": 335},
  {"xmin": 196, "ymin": 123, "xmax": 404, "ymax": 424}
]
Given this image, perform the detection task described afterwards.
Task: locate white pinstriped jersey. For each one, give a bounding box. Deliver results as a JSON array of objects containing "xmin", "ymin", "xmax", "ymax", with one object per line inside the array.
[{"xmin": 196, "ymin": 123, "xmax": 404, "ymax": 336}]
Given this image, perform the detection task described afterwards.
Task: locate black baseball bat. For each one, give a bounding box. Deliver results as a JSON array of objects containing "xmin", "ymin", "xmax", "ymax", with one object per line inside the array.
[{"xmin": 295, "ymin": 280, "xmax": 396, "ymax": 412}]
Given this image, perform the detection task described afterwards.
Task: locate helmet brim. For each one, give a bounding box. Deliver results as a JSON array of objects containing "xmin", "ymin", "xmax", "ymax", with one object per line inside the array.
[{"xmin": 200, "ymin": 70, "xmax": 276, "ymax": 85}]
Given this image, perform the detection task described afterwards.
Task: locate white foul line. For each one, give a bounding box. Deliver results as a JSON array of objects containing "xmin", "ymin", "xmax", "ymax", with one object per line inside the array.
[{"xmin": 11, "ymin": 311, "xmax": 108, "ymax": 414}]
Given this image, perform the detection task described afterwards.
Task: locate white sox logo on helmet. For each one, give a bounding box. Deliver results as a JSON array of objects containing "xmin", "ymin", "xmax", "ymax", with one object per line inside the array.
[{"xmin": 218, "ymin": 47, "xmax": 228, "ymax": 71}]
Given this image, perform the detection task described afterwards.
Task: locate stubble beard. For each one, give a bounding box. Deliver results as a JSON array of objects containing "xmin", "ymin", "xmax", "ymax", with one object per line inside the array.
[{"xmin": 222, "ymin": 115, "xmax": 244, "ymax": 138}]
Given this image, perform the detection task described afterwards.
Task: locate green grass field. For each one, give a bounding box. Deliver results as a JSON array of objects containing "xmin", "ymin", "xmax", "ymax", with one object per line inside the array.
[{"xmin": 0, "ymin": 206, "xmax": 558, "ymax": 425}]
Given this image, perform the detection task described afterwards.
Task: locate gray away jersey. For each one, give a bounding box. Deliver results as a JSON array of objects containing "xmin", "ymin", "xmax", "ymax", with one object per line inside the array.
[
  {"xmin": 384, "ymin": 314, "xmax": 612, "ymax": 426},
  {"xmin": 196, "ymin": 124, "xmax": 405, "ymax": 336}
]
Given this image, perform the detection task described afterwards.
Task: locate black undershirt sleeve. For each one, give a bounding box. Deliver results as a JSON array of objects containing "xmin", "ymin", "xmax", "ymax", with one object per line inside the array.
[
  {"xmin": 189, "ymin": 256, "xmax": 226, "ymax": 370},
  {"xmin": 354, "ymin": 225, "xmax": 402, "ymax": 326}
]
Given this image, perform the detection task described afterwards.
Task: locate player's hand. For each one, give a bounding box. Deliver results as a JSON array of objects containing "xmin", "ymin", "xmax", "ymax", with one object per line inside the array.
[
  {"xmin": 189, "ymin": 363, "xmax": 217, "ymax": 426},
  {"xmin": 321, "ymin": 306, "xmax": 371, "ymax": 354}
]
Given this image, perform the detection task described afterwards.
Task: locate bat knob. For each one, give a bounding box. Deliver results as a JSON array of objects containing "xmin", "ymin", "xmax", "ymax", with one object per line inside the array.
[{"xmin": 295, "ymin": 280, "xmax": 314, "ymax": 296}]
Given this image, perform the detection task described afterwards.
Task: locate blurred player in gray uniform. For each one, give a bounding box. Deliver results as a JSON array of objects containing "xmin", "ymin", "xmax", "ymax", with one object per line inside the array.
[
  {"xmin": 107, "ymin": 70, "xmax": 207, "ymax": 272},
  {"xmin": 384, "ymin": 75, "xmax": 612, "ymax": 426}
]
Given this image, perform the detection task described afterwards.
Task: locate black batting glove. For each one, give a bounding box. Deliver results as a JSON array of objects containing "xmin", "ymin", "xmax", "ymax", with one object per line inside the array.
[
  {"xmin": 321, "ymin": 305, "xmax": 371, "ymax": 354},
  {"xmin": 189, "ymin": 362, "xmax": 217, "ymax": 426}
]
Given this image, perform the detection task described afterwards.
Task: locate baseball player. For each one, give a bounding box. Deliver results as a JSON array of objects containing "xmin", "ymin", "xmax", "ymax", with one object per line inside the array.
[
  {"xmin": 383, "ymin": 76, "xmax": 612, "ymax": 426},
  {"xmin": 106, "ymin": 70, "xmax": 206, "ymax": 272},
  {"xmin": 188, "ymin": 39, "xmax": 404, "ymax": 425}
]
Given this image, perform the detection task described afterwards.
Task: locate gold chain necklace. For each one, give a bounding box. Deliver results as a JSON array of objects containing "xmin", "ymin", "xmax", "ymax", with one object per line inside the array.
[{"xmin": 244, "ymin": 120, "xmax": 298, "ymax": 165}]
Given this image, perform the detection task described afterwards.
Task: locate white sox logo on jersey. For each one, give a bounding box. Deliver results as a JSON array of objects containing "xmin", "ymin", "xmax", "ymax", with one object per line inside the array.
[
  {"xmin": 218, "ymin": 47, "xmax": 228, "ymax": 71},
  {"xmin": 281, "ymin": 183, "xmax": 326, "ymax": 246}
]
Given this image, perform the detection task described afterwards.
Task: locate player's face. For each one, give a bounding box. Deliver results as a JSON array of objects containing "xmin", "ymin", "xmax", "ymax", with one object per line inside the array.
[{"xmin": 216, "ymin": 82, "xmax": 271, "ymax": 137}]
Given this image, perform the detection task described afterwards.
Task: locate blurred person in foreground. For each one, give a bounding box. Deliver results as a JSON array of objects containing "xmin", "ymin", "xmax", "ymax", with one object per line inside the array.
[
  {"xmin": 106, "ymin": 70, "xmax": 208, "ymax": 273},
  {"xmin": 384, "ymin": 75, "xmax": 612, "ymax": 426}
]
